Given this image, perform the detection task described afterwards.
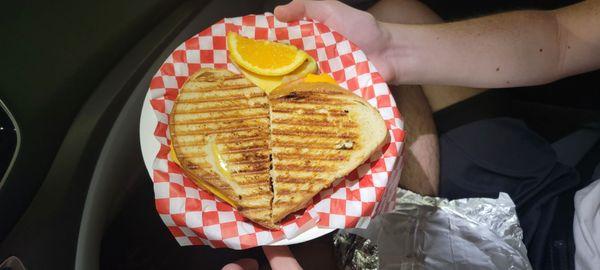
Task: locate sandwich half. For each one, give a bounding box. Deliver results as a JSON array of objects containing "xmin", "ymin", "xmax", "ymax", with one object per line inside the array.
[
  {"xmin": 269, "ymin": 81, "xmax": 389, "ymax": 223},
  {"xmin": 169, "ymin": 68, "xmax": 276, "ymax": 228}
]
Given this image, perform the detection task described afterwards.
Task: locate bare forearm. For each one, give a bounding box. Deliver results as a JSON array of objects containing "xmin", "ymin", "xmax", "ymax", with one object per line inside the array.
[
  {"xmin": 384, "ymin": 1, "xmax": 600, "ymax": 88},
  {"xmin": 385, "ymin": 11, "xmax": 562, "ymax": 87}
]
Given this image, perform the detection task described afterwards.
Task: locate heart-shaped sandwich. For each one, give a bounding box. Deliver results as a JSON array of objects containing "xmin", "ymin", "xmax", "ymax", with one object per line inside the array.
[
  {"xmin": 169, "ymin": 68, "xmax": 388, "ymax": 229},
  {"xmin": 169, "ymin": 32, "xmax": 388, "ymax": 229}
]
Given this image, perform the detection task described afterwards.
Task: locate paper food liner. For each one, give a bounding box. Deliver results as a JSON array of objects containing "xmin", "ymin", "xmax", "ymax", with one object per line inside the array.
[{"xmin": 147, "ymin": 13, "xmax": 405, "ymax": 249}]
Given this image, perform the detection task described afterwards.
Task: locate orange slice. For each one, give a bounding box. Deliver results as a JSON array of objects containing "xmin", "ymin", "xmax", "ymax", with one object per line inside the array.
[
  {"xmin": 304, "ymin": 73, "xmax": 337, "ymax": 84},
  {"xmin": 227, "ymin": 32, "xmax": 307, "ymax": 76}
]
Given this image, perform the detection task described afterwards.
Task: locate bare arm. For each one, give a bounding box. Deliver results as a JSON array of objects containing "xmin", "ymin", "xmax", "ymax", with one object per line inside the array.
[{"xmin": 385, "ymin": 0, "xmax": 600, "ymax": 88}]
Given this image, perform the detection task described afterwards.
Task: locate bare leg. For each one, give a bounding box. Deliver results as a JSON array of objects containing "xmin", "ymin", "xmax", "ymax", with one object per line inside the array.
[
  {"xmin": 368, "ymin": 0, "xmax": 487, "ymax": 195},
  {"xmin": 391, "ymin": 85, "xmax": 440, "ymax": 195}
]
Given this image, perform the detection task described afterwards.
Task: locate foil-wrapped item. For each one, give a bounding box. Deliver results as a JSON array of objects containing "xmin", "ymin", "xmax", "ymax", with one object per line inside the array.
[{"xmin": 334, "ymin": 189, "xmax": 532, "ymax": 270}]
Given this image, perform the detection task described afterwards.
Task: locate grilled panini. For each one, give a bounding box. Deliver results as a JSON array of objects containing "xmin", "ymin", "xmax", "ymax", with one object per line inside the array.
[
  {"xmin": 269, "ymin": 81, "xmax": 389, "ymax": 223},
  {"xmin": 169, "ymin": 68, "xmax": 276, "ymax": 229},
  {"xmin": 170, "ymin": 68, "xmax": 389, "ymax": 228}
]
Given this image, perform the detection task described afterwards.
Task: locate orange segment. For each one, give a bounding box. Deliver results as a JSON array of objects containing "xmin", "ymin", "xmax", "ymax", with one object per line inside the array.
[
  {"xmin": 227, "ymin": 32, "xmax": 307, "ymax": 76},
  {"xmin": 304, "ymin": 73, "xmax": 337, "ymax": 84}
]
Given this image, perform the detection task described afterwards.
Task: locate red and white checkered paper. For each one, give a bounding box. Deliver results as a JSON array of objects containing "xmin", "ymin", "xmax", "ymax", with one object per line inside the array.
[{"xmin": 147, "ymin": 13, "xmax": 405, "ymax": 249}]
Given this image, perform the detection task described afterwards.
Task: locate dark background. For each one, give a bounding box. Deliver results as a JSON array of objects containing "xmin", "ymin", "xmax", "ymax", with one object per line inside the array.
[{"xmin": 0, "ymin": 0, "xmax": 598, "ymax": 269}]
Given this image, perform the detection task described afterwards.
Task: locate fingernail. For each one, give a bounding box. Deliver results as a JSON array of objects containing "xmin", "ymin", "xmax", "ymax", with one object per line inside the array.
[{"xmin": 221, "ymin": 263, "xmax": 243, "ymax": 270}]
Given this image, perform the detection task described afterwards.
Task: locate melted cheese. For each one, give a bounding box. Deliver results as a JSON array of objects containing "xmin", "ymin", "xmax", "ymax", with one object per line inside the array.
[
  {"xmin": 169, "ymin": 144, "xmax": 238, "ymax": 207},
  {"xmin": 210, "ymin": 139, "xmax": 233, "ymax": 181}
]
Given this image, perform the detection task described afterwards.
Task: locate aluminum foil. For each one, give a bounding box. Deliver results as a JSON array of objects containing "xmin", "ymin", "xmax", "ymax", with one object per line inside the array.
[{"xmin": 334, "ymin": 189, "xmax": 532, "ymax": 270}]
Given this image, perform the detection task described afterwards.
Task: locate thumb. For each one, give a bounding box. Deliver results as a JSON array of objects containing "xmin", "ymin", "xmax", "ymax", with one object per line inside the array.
[
  {"xmin": 221, "ymin": 258, "xmax": 258, "ymax": 270},
  {"xmin": 262, "ymin": 246, "xmax": 303, "ymax": 270},
  {"xmin": 274, "ymin": 0, "xmax": 335, "ymax": 23}
]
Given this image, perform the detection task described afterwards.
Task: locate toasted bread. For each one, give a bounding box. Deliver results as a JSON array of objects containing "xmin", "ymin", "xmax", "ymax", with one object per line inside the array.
[
  {"xmin": 170, "ymin": 68, "xmax": 276, "ymax": 229},
  {"xmin": 170, "ymin": 69, "xmax": 389, "ymax": 228},
  {"xmin": 268, "ymin": 81, "xmax": 389, "ymax": 223}
]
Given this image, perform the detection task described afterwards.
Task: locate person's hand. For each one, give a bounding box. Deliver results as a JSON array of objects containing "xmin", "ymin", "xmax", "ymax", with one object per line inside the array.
[
  {"xmin": 221, "ymin": 246, "xmax": 302, "ymax": 270},
  {"xmin": 274, "ymin": 0, "xmax": 398, "ymax": 84}
]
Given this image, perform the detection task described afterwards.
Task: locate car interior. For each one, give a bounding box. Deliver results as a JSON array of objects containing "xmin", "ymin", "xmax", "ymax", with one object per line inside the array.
[{"xmin": 1, "ymin": 0, "xmax": 599, "ymax": 269}]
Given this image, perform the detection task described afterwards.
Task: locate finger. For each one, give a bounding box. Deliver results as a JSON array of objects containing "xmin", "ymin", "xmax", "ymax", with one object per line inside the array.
[
  {"xmin": 221, "ymin": 258, "xmax": 259, "ymax": 270},
  {"xmin": 262, "ymin": 246, "xmax": 303, "ymax": 270},
  {"xmin": 274, "ymin": 0, "xmax": 306, "ymax": 22},
  {"xmin": 274, "ymin": 0, "xmax": 335, "ymax": 23}
]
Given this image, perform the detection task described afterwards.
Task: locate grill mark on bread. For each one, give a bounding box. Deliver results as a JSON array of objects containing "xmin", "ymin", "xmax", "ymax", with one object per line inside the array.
[
  {"xmin": 172, "ymin": 118, "xmax": 268, "ymax": 130},
  {"xmin": 271, "ymin": 118, "xmax": 357, "ymax": 127},
  {"xmin": 271, "ymin": 124, "xmax": 357, "ymax": 135},
  {"xmin": 219, "ymin": 135, "xmax": 269, "ymax": 144},
  {"xmin": 179, "ymin": 89, "xmax": 263, "ymax": 100},
  {"xmin": 174, "ymin": 104, "xmax": 269, "ymax": 114},
  {"xmin": 220, "ymin": 146, "xmax": 269, "ymax": 154},
  {"xmin": 277, "ymin": 90, "xmax": 347, "ymax": 96},
  {"xmin": 230, "ymin": 163, "xmax": 270, "ymax": 172},
  {"xmin": 173, "ymin": 118, "xmax": 267, "ymax": 132},
  {"xmin": 271, "ymin": 113, "xmax": 353, "ymax": 123},
  {"xmin": 224, "ymin": 141, "xmax": 269, "ymax": 151},
  {"xmin": 173, "ymin": 126, "xmax": 267, "ymax": 136},
  {"xmin": 272, "ymin": 122, "xmax": 357, "ymax": 133},
  {"xmin": 239, "ymin": 205, "xmax": 272, "ymax": 210},
  {"xmin": 233, "ymin": 169, "xmax": 270, "ymax": 176},
  {"xmin": 271, "ymin": 89, "xmax": 346, "ymax": 98},
  {"xmin": 173, "ymin": 147, "xmax": 270, "ymax": 158},
  {"xmin": 274, "ymin": 176, "xmax": 329, "ymax": 183},
  {"xmin": 271, "ymin": 109, "xmax": 349, "ymax": 116},
  {"xmin": 271, "ymin": 99, "xmax": 352, "ymax": 106},
  {"xmin": 239, "ymin": 209, "xmax": 271, "ymax": 217},
  {"xmin": 271, "ymin": 102, "xmax": 352, "ymax": 110},
  {"xmin": 271, "ymin": 130, "xmax": 358, "ymax": 139},
  {"xmin": 276, "ymin": 91, "xmax": 304, "ymax": 101},
  {"xmin": 174, "ymin": 107, "xmax": 267, "ymax": 120},
  {"xmin": 176, "ymin": 93, "xmax": 265, "ymax": 103},
  {"xmin": 174, "ymin": 97, "xmax": 268, "ymax": 109},
  {"xmin": 172, "ymin": 114, "xmax": 270, "ymax": 124},
  {"xmin": 271, "ymin": 200, "xmax": 300, "ymax": 206},
  {"xmin": 191, "ymin": 174, "xmax": 220, "ymax": 181},
  {"xmin": 183, "ymin": 83, "xmax": 256, "ymax": 92},
  {"xmin": 241, "ymin": 192, "xmax": 275, "ymax": 200},
  {"xmin": 273, "ymin": 164, "xmax": 331, "ymax": 172},
  {"xmin": 217, "ymin": 151, "xmax": 270, "ymax": 162},
  {"xmin": 173, "ymin": 134, "xmax": 267, "ymax": 147},
  {"xmin": 271, "ymin": 141, "xmax": 337, "ymax": 149},
  {"xmin": 235, "ymin": 182, "xmax": 272, "ymax": 189},
  {"xmin": 187, "ymin": 160, "xmax": 270, "ymax": 170},
  {"xmin": 191, "ymin": 73, "xmax": 244, "ymax": 82},
  {"xmin": 274, "ymin": 153, "xmax": 348, "ymax": 161},
  {"xmin": 228, "ymin": 159, "xmax": 271, "ymax": 166},
  {"xmin": 274, "ymin": 189, "xmax": 322, "ymax": 196},
  {"xmin": 220, "ymin": 74, "xmax": 246, "ymax": 80},
  {"xmin": 233, "ymin": 177, "xmax": 271, "ymax": 186}
]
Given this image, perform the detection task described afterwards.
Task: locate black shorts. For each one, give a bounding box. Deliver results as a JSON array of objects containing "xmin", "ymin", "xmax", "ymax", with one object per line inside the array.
[{"xmin": 435, "ymin": 91, "xmax": 580, "ymax": 270}]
